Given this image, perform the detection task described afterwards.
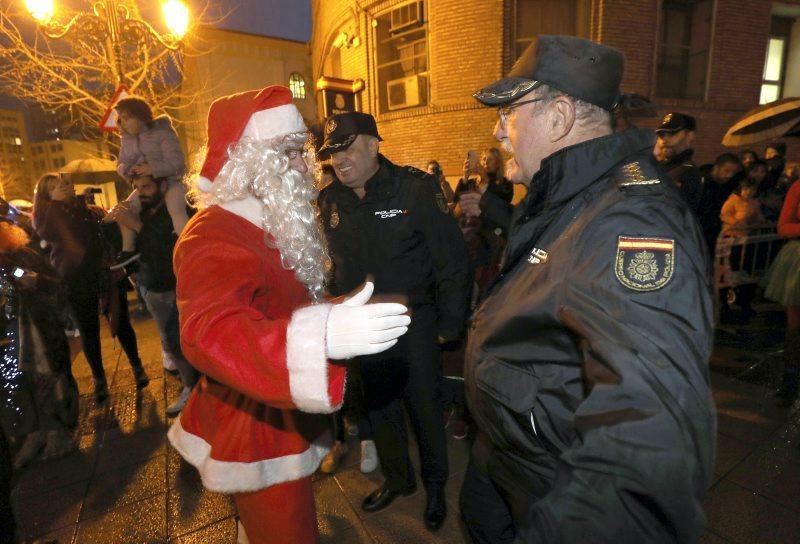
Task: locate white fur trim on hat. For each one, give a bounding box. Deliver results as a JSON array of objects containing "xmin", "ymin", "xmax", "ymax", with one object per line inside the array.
[
  {"xmin": 197, "ymin": 176, "xmax": 214, "ymax": 193},
  {"xmin": 168, "ymin": 420, "xmax": 332, "ymax": 493},
  {"xmin": 242, "ymin": 103, "xmax": 306, "ymax": 141},
  {"xmin": 286, "ymin": 303, "xmax": 342, "ymax": 413}
]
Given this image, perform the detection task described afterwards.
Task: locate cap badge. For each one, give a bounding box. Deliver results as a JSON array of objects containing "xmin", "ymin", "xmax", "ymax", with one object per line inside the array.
[
  {"xmin": 662, "ymin": 113, "xmax": 673, "ymax": 124},
  {"xmin": 325, "ymin": 119, "xmax": 337, "ymax": 134},
  {"xmin": 329, "ymin": 204, "xmax": 340, "ymax": 229}
]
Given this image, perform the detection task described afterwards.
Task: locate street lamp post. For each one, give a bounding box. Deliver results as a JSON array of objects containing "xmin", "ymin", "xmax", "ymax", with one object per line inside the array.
[{"xmin": 24, "ymin": 0, "xmax": 190, "ymax": 86}]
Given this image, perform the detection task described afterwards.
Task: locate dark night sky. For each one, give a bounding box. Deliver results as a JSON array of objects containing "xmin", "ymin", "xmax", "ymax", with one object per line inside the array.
[{"xmin": 193, "ymin": 0, "xmax": 312, "ymax": 42}]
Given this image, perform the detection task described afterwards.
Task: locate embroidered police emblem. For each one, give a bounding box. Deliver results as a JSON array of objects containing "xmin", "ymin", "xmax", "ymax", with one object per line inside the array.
[
  {"xmin": 329, "ymin": 204, "xmax": 340, "ymax": 228},
  {"xmin": 615, "ymin": 236, "xmax": 674, "ymax": 291},
  {"xmin": 325, "ymin": 119, "xmax": 337, "ymax": 134},
  {"xmin": 435, "ymin": 193, "xmax": 448, "ymax": 213}
]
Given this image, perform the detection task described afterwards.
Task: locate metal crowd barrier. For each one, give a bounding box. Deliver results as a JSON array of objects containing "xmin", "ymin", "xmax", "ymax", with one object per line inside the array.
[{"xmin": 713, "ymin": 225, "xmax": 783, "ymax": 324}]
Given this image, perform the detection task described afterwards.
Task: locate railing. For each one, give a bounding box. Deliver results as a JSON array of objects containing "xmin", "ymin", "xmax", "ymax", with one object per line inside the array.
[{"xmin": 713, "ymin": 225, "xmax": 783, "ymax": 324}]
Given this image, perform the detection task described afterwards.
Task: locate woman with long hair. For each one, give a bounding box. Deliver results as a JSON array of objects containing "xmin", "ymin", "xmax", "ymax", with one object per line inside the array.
[{"xmin": 32, "ymin": 173, "xmax": 147, "ymax": 402}]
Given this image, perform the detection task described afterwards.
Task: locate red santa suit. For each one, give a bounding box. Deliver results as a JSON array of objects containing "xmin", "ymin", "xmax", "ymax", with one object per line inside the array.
[{"xmin": 167, "ymin": 87, "xmax": 345, "ymax": 544}]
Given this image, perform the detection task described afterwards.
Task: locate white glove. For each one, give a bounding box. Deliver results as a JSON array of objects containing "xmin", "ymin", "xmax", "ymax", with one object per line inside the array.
[{"xmin": 326, "ymin": 282, "xmax": 411, "ymax": 360}]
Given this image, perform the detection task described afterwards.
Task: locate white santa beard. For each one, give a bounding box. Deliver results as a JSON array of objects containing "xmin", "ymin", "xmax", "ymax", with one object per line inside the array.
[{"xmin": 204, "ymin": 137, "xmax": 329, "ymax": 301}]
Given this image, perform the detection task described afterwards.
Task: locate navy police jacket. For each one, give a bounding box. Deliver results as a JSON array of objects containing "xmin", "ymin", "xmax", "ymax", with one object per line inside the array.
[
  {"xmin": 319, "ymin": 154, "xmax": 470, "ymax": 341},
  {"xmin": 464, "ymin": 128, "xmax": 716, "ymax": 543}
]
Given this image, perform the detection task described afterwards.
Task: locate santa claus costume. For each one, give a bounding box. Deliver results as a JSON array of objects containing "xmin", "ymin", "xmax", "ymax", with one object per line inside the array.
[{"xmin": 167, "ymin": 86, "xmax": 409, "ymax": 543}]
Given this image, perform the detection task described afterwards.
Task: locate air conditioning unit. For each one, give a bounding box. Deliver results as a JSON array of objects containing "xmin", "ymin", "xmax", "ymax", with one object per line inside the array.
[
  {"xmin": 390, "ymin": 1, "xmax": 424, "ymax": 33},
  {"xmin": 387, "ymin": 75, "xmax": 422, "ymax": 110}
]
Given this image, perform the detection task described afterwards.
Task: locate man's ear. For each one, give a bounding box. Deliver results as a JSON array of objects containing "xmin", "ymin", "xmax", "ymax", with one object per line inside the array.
[
  {"xmin": 685, "ymin": 130, "xmax": 696, "ymax": 146},
  {"xmin": 368, "ymin": 136, "xmax": 380, "ymax": 157},
  {"xmin": 550, "ymin": 97, "xmax": 576, "ymax": 143}
]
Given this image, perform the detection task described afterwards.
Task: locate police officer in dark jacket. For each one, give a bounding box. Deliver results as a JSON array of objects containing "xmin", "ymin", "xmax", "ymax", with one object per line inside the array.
[
  {"xmin": 655, "ymin": 112, "xmax": 704, "ymax": 213},
  {"xmin": 317, "ymin": 112, "xmax": 470, "ymax": 532},
  {"xmin": 460, "ymin": 35, "xmax": 716, "ymax": 543}
]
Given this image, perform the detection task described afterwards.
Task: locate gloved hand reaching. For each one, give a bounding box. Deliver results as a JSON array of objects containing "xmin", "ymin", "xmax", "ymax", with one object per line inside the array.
[{"xmin": 326, "ymin": 282, "xmax": 411, "ymax": 360}]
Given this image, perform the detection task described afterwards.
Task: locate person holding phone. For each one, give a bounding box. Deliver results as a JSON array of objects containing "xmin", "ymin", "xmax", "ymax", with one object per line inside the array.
[
  {"xmin": 454, "ymin": 147, "xmax": 514, "ymax": 294},
  {"xmin": 32, "ymin": 173, "xmax": 148, "ymax": 403}
]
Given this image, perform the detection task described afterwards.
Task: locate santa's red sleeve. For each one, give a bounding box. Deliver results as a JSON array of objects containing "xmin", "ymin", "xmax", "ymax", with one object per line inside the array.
[{"xmin": 174, "ymin": 215, "xmax": 345, "ymax": 414}]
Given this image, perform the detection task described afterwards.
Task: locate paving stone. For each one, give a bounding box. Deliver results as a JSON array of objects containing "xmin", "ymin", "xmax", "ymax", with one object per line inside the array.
[
  {"xmin": 14, "ymin": 479, "xmax": 86, "ymax": 540},
  {"xmin": 76, "ymin": 493, "xmax": 167, "ymax": 543},
  {"xmin": 705, "ymin": 479, "xmax": 800, "ymax": 544},
  {"xmin": 81, "ymin": 454, "xmax": 167, "ymax": 520},
  {"xmin": 12, "ymin": 436, "xmax": 98, "ymax": 495},
  {"xmin": 173, "ymin": 516, "xmax": 238, "ymax": 544},
  {"xmin": 314, "ymin": 475, "xmax": 369, "ymax": 540},
  {"xmin": 167, "ymin": 451, "xmax": 235, "ymax": 538},
  {"xmin": 361, "ymin": 485, "xmax": 468, "ymax": 544},
  {"xmin": 726, "ymin": 420, "xmax": 800, "ymax": 514}
]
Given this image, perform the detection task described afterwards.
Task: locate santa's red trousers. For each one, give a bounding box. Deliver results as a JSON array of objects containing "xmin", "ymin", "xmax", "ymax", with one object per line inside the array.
[{"xmin": 234, "ymin": 476, "xmax": 319, "ymax": 544}]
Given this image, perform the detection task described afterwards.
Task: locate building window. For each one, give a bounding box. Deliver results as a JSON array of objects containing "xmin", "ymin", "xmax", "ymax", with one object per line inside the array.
[
  {"xmin": 289, "ymin": 73, "xmax": 307, "ymax": 99},
  {"xmin": 514, "ymin": 0, "xmax": 591, "ymax": 59},
  {"xmin": 375, "ymin": 1, "xmax": 428, "ymax": 113},
  {"xmin": 655, "ymin": 0, "xmax": 714, "ymax": 99},
  {"xmin": 760, "ymin": 16, "xmax": 794, "ymax": 104}
]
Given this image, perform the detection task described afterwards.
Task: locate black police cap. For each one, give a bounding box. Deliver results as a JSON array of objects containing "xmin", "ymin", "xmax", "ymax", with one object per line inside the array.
[
  {"xmin": 655, "ymin": 112, "xmax": 697, "ymax": 134},
  {"xmin": 474, "ymin": 35, "xmax": 624, "ymax": 111},
  {"xmin": 318, "ymin": 112, "xmax": 382, "ymax": 160}
]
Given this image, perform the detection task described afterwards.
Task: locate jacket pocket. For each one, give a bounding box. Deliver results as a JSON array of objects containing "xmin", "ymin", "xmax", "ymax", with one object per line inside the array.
[
  {"xmin": 474, "ymin": 356, "xmax": 543, "ymax": 445},
  {"xmin": 474, "ymin": 356, "xmax": 539, "ymax": 414}
]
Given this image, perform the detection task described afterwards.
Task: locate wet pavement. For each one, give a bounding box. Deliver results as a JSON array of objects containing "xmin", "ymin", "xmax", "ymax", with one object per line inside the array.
[{"xmin": 9, "ymin": 302, "xmax": 800, "ymax": 543}]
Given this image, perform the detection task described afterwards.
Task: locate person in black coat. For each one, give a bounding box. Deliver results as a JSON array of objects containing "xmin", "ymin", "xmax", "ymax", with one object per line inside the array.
[
  {"xmin": 462, "ymin": 35, "xmax": 715, "ymax": 543},
  {"xmin": 318, "ymin": 112, "xmax": 471, "ymax": 532}
]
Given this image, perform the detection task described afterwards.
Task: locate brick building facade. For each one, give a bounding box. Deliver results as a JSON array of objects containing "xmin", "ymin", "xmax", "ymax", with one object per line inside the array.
[{"xmin": 311, "ymin": 0, "xmax": 800, "ymax": 179}]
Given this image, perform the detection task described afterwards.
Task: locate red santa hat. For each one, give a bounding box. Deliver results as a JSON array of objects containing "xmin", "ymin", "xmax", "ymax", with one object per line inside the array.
[{"xmin": 197, "ymin": 85, "xmax": 307, "ymax": 192}]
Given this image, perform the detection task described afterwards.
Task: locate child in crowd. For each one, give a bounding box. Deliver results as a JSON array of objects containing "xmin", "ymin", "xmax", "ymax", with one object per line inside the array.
[
  {"xmin": 721, "ymin": 178, "xmax": 765, "ymax": 236},
  {"xmin": 110, "ymin": 96, "xmax": 188, "ymax": 268}
]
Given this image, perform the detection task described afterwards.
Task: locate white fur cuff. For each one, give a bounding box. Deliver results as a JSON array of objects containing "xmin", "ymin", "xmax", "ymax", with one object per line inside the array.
[
  {"xmin": 286, "ymin": 303, "xmax": 340, "ymax": 413},
  {"xmin": 168, "ymin": 419, "xmax": 331, "ymax": 493}
]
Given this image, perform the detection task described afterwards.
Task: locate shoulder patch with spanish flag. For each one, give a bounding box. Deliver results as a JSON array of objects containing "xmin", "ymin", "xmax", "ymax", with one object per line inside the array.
[{"xmin": 615, "ymin": 236, "xmax": 675, "ymax": 292}]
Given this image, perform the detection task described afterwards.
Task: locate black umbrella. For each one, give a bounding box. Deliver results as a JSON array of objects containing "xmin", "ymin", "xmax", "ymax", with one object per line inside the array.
[{"xmin": 722, "ymin": 97, "xmax": 800, "ymax": 147}]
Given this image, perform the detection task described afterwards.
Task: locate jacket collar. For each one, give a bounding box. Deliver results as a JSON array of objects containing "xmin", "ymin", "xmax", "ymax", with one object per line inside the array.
[
  {"xmin": 219, "ymin": 195, "xmax": 264, "ymax": 229},
  {"xmin": 363, "ymin": 155, "xmax": 398, "ymax": 198},
  {"xmin": 662, "ymin": 148, "xmax": 695, "ymax": 168},
  {"xmin": 525, "ymin": 127, "xmax": 656, "ymax": 210}
]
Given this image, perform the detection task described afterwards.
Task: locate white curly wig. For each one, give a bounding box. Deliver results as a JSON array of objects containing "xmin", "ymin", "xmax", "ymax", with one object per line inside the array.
[{"xmin": 189, "ymin": 132, "xmax": 329, "ymax": 302}]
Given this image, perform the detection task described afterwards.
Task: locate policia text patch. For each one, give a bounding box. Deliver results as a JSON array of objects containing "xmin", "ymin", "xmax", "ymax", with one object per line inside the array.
[{"xmin": 615, "ymin": 236, "xmax": 675, "ymax": 292}]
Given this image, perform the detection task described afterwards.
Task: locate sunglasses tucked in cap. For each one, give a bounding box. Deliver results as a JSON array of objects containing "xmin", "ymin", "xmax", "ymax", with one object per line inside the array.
[
  {"xmin": 318, "ymin": 112, "xmax": 382, "ymax": 160},
  {"xmin": 473, "ymin": 35, "xmax": 624, "ymax": 111}
]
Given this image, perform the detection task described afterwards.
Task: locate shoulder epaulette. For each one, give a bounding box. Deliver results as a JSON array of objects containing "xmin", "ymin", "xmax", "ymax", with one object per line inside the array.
[{"xmin": 617, "ymin": 161, "xmax": 661, "ymax": 188}]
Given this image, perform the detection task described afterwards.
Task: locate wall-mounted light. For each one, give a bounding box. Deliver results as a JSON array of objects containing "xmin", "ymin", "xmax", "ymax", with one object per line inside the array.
[{"xmin": 332, "ymin": 30, "xmax": 359, "ymax": 49}]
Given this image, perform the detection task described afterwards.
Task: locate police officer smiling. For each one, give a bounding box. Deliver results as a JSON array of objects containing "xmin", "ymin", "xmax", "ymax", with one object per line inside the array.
[
  {"xmin": 460, "ymin": 35, "xmax": 716, "ymax": 543},
  {"xmin": 317, "ymin": 112, "xmax": 470, "ymax": 532}
]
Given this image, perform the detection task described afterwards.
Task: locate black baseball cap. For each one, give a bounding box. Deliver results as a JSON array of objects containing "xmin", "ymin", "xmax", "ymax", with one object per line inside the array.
[
  {"xmin": 318, "ymin": 112, "xmax": 382, "ymax": 160},
  {"xmin": 473, "ymin": 35, "xmax": 624, "ymax": 111},
  {"xmin": 655, "ymin": 112, "xmax": 697, "ymax": 134}
]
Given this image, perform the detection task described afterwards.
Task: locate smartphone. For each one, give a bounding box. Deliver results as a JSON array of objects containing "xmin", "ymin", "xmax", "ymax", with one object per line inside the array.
[
  {"xmin": 466, "ymin": 150, "xmax": 478, "ymax": 171},
  {"xmin": 12, "ymin": 267, "xmax": 25, "ymax": 278},
  {"xmin": 85, "ymin": 187, "xmax": 103, "ymax": 194}
]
